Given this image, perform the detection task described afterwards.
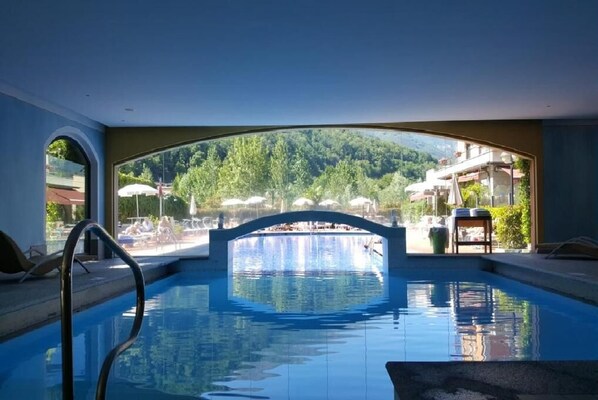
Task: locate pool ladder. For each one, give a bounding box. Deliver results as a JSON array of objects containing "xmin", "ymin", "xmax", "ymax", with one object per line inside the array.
[{"xmin": 60, "ymin": 219, "xmax": 146, "ymax": 400}]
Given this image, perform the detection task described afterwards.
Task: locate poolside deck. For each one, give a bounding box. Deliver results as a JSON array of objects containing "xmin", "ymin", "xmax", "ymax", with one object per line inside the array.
[
  {"xmin": 0, "ymin": 256, "xmax": 180, "ymax": 340},
  {"xmin": 484, "ymin": 252, "xmax": 598, "ymax": 304},
  {"xmin": 2, "ymin": 251, "xmax": 598, "ymax": 399}
]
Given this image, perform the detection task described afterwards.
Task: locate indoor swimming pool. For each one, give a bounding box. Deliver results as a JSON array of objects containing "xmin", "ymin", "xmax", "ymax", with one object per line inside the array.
[{"xmin": 1, "ymin": 234, "xmax": 598, "ymax": 399}]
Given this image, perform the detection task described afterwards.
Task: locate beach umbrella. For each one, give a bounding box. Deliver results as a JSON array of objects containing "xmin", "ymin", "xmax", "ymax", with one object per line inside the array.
[
  {"xmin": 447, "ymin": 174, "xmax": 464, "ymax": 206},
  {"xmin": 245, "ymin": 196, "xmax": 267, "ymax": 205},
  {"xmin": 222, "ymin": 198, "xmax": 244, "ymax": 221},
  {"xmin": 349, "ymin": 196, "xmax": 372, "ymax": 217},
  {"xmin": 118, "ymin": 183, "xmax": 158, "ymax": 217},
  {"xmin": 293, "ymin": 197, "xmax": 314, "ymax": 207},
  {"xmin": 189, "ymin": 195, "xmax": 197, "ymax": 216},
  {"xmin": 319, "ymin": 199, "xmax": 339, "ymax": 207},
  {"xmin": 245, "ymin": 196, "xmax": 267, "ymax": 217},
  {"xmin": 221, "ymin": 198, "xmax": 245, "ymax": 206},
  {"xmin": 349, "ymin": 196, "xmax": 372, "ymax": 207}
]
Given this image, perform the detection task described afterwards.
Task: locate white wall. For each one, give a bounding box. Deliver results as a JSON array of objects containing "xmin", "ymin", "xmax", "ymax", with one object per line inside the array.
[{"xmin": 0, "ymin": 92, "xmax": 105, "ymax": 251}]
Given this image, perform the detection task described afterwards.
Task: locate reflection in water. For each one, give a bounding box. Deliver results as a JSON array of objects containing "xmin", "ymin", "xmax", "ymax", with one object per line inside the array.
[{"xmin": 1, "ymin": 236, "xmax": 598, "ymax": 399}]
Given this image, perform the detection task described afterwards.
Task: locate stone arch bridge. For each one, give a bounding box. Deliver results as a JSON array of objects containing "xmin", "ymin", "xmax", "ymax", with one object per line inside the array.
[{"xmin": 208, "ymin": 210, "xmax": 406, "ymax": 271}]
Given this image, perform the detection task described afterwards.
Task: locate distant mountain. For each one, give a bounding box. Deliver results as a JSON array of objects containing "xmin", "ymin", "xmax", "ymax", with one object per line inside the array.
[{"xmin": 357, "ymin": 130, "xmax": 457, "ymax": 160}]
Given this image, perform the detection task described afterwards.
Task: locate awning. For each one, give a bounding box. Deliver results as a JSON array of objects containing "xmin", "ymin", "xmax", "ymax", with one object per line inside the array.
[
  {"xmin": 47, "ymin": 187, "xmax": 85, "ymax": 205},
  {"xmin": 458, "ymin": 172, "xmax": 480, "ymax": 182},
  {"xmin": 409, "ymin": 192, "xmax": 430, "ymax": 202}
]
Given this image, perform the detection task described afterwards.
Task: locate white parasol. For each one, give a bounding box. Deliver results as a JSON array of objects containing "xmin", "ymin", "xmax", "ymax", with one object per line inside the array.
[
  {"xmin": 447, "ymin": 174, "xmax": 464, "ymax": 206},
  {"xmin": 118, "ymin": 183, "xmax": 158, "ymax": 217},
  {"xmin": 319, "ymin": 199, "xmax": 339, "ymax": 207},
  {"xmin": 293, "ymin": 197, "xmax": 314, "ymax": 207},
  {"xmin": 349, "ymin": 196, "xmax": 372, "ymax": 207},
  {"xmin": 349, "ymin": 196, "xmax": 372, "ymax": 217},
  {"xmin": 221, "ymin": 198, "xmax": 245, "ymax": 206},
  {"xmin": 245, "ymin": 196, "xmax": 267, "ymax": 205},
  {"xmin": 189, "ymin": 195, "xmax": 197, "ymax": 216},
  {"xmin": 245, "ymin": 196, "xmax": 267, "ymax": 217}
]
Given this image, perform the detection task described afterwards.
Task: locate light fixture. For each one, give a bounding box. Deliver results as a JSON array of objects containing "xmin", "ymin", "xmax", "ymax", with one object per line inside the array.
[{"xmin": 500, "ymin": 152, "xmax": 513, "ymax": 165}]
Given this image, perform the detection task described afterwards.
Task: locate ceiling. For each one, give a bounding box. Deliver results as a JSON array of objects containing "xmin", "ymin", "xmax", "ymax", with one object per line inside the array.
[{"xmin": 1, "ymin": 0, "xmax": 597, "ymax": 127}]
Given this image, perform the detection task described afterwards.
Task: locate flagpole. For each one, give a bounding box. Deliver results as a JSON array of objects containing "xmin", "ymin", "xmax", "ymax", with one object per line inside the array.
[{"xmin": 158, "ymin": 178, "xmax": 163, "ymax": 217}]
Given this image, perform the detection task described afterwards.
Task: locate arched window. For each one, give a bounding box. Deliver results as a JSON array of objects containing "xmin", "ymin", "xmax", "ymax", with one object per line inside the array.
[
  {"xmin": 115, "ymin": 128, "xmax": 532, "ymax": 256},
  {"xmin": 45, "ymin": 137, "xmax": 90, "ymax": 254}
]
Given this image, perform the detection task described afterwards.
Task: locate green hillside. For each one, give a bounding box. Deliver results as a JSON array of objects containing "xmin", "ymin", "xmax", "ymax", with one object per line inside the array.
[{"xmin": 118, "ymin": 128, "xmax": 441, "ymax": 218}]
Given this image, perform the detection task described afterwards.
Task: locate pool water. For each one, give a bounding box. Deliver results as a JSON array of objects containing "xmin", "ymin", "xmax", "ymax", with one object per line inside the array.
[{"xmin": 1, "ymin": 234, "xmax": 598, "ymax": 399}]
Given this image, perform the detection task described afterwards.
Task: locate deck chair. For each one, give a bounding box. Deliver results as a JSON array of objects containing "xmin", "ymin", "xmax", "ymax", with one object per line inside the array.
[
  {"xmin": 0, "ymin": 230, "xmax": 89, "ymax": 283},
  {"xmin": 538, "ymin": 236, "xmax": 598, "ymax": 259}
]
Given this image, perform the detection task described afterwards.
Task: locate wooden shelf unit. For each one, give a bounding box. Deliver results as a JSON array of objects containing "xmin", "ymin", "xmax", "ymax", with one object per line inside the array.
[{"xmin": 452, "ymin": 216, "xmax": 493, "ymax": 254}]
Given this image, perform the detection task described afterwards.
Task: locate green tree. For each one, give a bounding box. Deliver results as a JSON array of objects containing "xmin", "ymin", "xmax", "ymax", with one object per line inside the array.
[
  {"xmin": 139, "ymin": 164, "xmax": 154, "ymax": 182},
  {"xmin": 218, "ymin": 135, "xmax": 269, "ymax": 198},
  {"xmin": 290, "ymin": 149, "xmax": 312, "ymax": 197},
  {"xmin": 462, "ymin": 182, "xmax": 488, "ymax": 207},
  {"xmin": 47, "ymin": 139, "xmax": 70, "ymax": 159},
  {"xmin": 309, "ymin": 160, "xmax": 358, "ymax": 204},
  {"xmin": 378, "ymin": 171, "xmax": 410, "ymax": 208},
  {"xmin": 176, "ymin": 146, "xmax": 222, "ymax": 207},
  {"xmin": 270, "ymin": 137, "xmax": 292, "ymax": 211}
]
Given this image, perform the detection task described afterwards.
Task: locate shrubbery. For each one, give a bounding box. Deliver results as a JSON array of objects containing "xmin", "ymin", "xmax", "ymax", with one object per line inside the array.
[{"xmin": 489, "ymin": 206, "xmax": 527, "ymax": 249}]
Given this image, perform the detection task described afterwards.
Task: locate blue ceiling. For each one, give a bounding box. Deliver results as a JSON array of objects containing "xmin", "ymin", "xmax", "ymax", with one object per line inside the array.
[{"xmin": 1, "ymin": 0, "xmax": 597, "ymax": 127}]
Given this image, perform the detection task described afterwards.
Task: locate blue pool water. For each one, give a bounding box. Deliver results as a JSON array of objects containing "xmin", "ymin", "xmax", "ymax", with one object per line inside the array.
[{"xmin": 2, "ymin": 234, "xmax": 598, "ymax": 399}]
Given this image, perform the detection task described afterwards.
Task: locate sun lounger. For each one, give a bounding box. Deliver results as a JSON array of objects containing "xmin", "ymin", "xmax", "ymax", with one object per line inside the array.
[
  {"xmin": 537, "ymin": 236, "xmax": 598, "ymax": 259},
  {"xmin": 0, "ymin": 230, "xmax": 90, "ymax": 282}
]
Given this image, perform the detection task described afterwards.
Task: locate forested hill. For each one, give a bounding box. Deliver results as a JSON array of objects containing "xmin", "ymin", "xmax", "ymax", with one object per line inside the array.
[
  {"xmin": 263, "ymin": 128, "xmax": 438, "ymax": 180},
  {"xmin": 359, "ymin": 130, "xmax": 457, "ymax": 160},
  {"xmin": 122, "ymin": 128, "xmax": 438, "ymax": 184}
]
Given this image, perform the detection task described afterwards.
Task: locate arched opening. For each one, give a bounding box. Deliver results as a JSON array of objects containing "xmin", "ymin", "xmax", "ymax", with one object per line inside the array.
[
  {"xmin": 45, "ymin": 137, "xmax": 90, "ymax": 253},
  {"xmin": 112, "ymin": 127, "xmax": 533, "ymax": 257}
]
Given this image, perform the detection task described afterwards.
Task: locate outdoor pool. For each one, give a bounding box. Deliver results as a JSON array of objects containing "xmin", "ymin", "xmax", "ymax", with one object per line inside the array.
[{"xmin": 1, "ymin": 234, "xmax": 598, "ymax": 399}]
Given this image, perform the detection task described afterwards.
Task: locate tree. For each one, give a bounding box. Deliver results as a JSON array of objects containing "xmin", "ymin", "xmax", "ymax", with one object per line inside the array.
[
  {"xmin": 308, "ymin": 160, "xmax": 363, "ymax": 205},
  {"xmin": 269, "ymin": 138, "xmax": 292, "ymax": 211},
  {"xmin": 462, "ymin": 182, "xmax": 488, "ymax": 207},
  {"xmin": 378, "ymin": 171, "xmax": 410, "ymax": 208},
  {"xmin": 290, "ymin": 149, "xmax": 312, "ymax": 197},
  {"xmin": 47, "ymin": 139, "xmax": 70, "ymax": 159},
  {"xmin": 176, "ymin": 146, "xmax": 222, "ymax": 207},
  {"xmin": 218, "ymin": 135, "xmax": 269, "ymax": 198},
  {"xmin": 139, "ymin": 164, "xmax": 154, "ymax": 182}
]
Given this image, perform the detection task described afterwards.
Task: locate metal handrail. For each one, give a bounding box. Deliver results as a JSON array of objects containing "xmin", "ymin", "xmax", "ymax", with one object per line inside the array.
[{"xmin": 60, "ymin": 219, "xmax": 145, "ymax": 400}]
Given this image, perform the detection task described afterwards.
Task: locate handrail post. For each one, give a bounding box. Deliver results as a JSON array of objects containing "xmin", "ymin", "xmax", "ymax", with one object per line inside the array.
[{"xmin": 60, "ymin": 219, "xmax": 145, "ymax": 400}]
